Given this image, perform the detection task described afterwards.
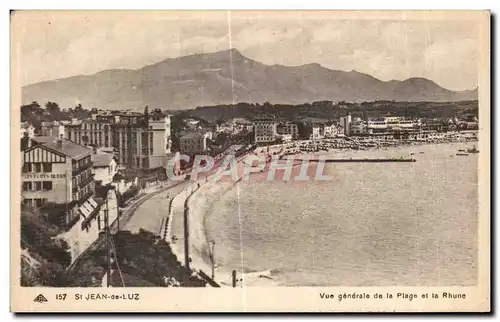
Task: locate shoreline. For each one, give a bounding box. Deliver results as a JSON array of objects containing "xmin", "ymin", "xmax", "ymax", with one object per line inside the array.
[{"xmin": 168, "ymin": 139, "xmax": 478, "ymax": 287}]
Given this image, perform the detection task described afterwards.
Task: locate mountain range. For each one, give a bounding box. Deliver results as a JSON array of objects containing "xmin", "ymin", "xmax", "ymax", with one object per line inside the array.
[{"xmin": 21, "ymin": 48, "xmax": 478, "ymax": 111}]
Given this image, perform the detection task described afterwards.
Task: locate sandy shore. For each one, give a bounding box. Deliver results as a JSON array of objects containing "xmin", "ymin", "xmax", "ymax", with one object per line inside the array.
[
  {"xmin": 167, "ymin": 136, "xmax": 478, "ymax": 287},
  {"xmin": 168, "ymin": 157, "xmax": 280, "ymax": 287}
]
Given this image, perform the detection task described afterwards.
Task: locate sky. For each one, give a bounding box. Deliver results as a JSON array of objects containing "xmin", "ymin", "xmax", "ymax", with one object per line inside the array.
[{"xmin": 13, "ymin": 11, "xmax": 481, "ymax": 91}]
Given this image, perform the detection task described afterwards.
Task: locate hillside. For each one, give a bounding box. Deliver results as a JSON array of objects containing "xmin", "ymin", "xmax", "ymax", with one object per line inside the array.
[{"xmin": 22, "ymin": 49, "xmax": 478, "ymax": 111}]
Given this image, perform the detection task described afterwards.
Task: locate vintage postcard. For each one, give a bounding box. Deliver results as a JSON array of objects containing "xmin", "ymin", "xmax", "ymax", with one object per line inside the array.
[{"xmin": 10, "ymin": 10, "xmax": 490, "ymax": 312}]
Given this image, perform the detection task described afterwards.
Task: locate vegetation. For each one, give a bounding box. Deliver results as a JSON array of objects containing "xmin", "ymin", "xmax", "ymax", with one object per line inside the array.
[
  {"xmin": 186, "ymin": 100, "xmax": 479, "ymax": 123},
  {"xmin": 70, "ymin": 230, "xmax": 206, "ymax": 287},
  {"xmin": 112, "ymin": 230, "xmax": 206, "ymax": 287},
  {"xmin": 118, "ymin": 185, "xmax": 140, "ymax": 207},
  {"xmin": 20, "ymin": 209, "xmax": 72, "ymax": 286}
]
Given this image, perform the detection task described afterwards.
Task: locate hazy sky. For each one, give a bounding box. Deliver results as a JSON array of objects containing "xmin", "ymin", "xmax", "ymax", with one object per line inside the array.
[{"xmin": 14, "ymin": 11, "xmax": 480, "ymax": 91}]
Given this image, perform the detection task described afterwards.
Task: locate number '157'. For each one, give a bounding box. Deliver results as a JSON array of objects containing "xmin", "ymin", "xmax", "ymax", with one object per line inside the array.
[{"xmin": 56, "ymin": 294, "xmax": 67, "ymax": 300}]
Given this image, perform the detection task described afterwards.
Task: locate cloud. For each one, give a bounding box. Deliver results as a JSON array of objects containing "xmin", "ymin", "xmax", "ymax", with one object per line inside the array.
[{"xmin": 16, "ymin": 12, "xmax": 480, "ymax": 90}]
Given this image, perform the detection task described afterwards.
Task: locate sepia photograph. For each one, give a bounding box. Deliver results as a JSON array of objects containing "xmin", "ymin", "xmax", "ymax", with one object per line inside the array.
[{"xmin": 10, "ymin": 10, "xmax": 490, "ymax": 312}]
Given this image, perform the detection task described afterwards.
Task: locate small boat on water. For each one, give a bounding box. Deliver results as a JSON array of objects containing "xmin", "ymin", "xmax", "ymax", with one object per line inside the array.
[
  {"xmin": 419, "ymin": 152, "xmax": 425, "ymax": 154},
  {"xmin": 456, "ymin": 152, "xmax": 469, "ymax": 156},
  {"xmin": 467, "ymin": 146, "xmax": 479, "ymax": 154}
]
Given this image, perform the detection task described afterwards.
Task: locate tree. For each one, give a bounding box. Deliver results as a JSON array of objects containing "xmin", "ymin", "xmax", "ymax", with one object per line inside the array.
[{"xmin": 45, "ymin": 101, "xmax": 60, "ymax": 114}]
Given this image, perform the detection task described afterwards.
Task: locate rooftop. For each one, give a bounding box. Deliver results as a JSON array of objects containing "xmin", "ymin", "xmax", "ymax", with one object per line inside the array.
[
  {"xmin": 180, "ymin": 132, "xmax": 205, "ymax": 139},
  {"xmin": 232, "ymin": 118, "xmax": 253, "ymax": 125},
  {"xmin": 92, "ymin": 153, "xmax": 115, "ymax": 167},
  {"xmin": 32, "ymin": 136, "xmax": 57, "ymax": 144},
  {"xmin": 39, "ymin": 138, "xmax": 92, "ymax": 160}
]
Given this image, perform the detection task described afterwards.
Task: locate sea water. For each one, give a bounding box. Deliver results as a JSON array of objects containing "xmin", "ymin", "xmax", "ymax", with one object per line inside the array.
[{"xmin": 206, "ymin": 143, "xmax": 478, "ymax": 286}]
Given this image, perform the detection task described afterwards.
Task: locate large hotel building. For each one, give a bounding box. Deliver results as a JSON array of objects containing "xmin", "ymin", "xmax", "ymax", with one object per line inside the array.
[{"xmin": 64, "ymin": 108, "xmax": 172, "ymax": 170}]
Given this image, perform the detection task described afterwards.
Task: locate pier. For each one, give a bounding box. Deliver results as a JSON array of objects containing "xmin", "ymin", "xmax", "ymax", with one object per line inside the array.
[{"xmin": 295, "ymin": 158, "xmax": 417, "ymax": 163}]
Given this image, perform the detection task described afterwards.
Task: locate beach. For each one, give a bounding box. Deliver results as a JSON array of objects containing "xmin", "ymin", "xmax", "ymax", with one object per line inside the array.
[
  {"xmin": 206, "ymin": 142, "xmax": 478, "ymax": 286},
  {"xmin": 167, "ymin": 135, "xmax": 478, "ymax": 287}
]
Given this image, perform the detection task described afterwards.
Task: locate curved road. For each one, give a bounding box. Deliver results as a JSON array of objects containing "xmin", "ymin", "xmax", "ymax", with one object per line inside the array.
[{"xmin": 124, "ymin": 180, "xmax": 190, "ymax": 235}]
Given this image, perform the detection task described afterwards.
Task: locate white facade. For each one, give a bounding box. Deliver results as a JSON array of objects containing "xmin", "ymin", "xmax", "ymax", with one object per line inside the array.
[
  {"xmin": 148, "ymin": 113, "xmax": 172, "ymax": 168},
  {"xmin": 21, "ymin": 123, "xmax": 35, "ymax": 139},
  {"xmin": 324, "ymin": 123, "xmax": 338, "ymax": 138},
  {"xmin": 65, "ymin": 110, "xmax": 172, "ymax": 170},
  {"xmin": 41, "ymin": 121, "xmax": 65, "ymax": 139},
  {"xmin": 59, "ymin": 188, "xmax": 119, "ymax": 263},
  {"xmin": 21, "ymin": 139, "xmax": 95, "ymax": 226},
  {"xmin": 92, "ymin": 154, "xmax": 117, "ymax": 185},
  {"xmin": 340, "ymin": 115, "xmax": 352, "ymax": 136}
]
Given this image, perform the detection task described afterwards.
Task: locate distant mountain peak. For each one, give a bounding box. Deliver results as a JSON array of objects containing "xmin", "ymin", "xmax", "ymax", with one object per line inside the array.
[{"xmin": 21, "ymin": 49, "xmax": 478, "ymax": 111}]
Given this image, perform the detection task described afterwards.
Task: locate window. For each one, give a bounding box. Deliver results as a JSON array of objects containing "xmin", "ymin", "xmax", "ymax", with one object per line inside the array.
[
  {"xmin": 42, "ymin": 163, "xmax": 52, "ymax": 172},
  {"xmin": 42, "ymin": 181, "xmax": 52, "ymax": 190},
  {"xmin": 149, "ymin": 132, "xmax": 154, "ymax": 154},
  {"xmin": 22, "ymin": 163, "xmax": 30, "ymax": 173},
  {"xmin": 22, "ymin": 182, "xmax": 31, "ymax": 191},
  {"xmin": 33, "ymin": 163, "xmax": 42, "ymax": 173},
  {"xmin": 34, "ymin": 198, "xmax": 46, "ymax": 207},
  {"xmin": 34, "ymin": 181, "xmax": 42, "ymax": 191},
  {"xmin": 24, "ymin": 199, "xmax": 33, "ymax": 208}
]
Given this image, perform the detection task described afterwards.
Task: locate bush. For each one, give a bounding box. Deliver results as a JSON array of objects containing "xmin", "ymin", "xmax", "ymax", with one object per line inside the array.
[
  {"xmin": 21, "ymin": 210, "xmax": 72, "ymax": 268},
  {"xmin": 119, "ymin": 185, "xmax": 140, "ymax": 207}
]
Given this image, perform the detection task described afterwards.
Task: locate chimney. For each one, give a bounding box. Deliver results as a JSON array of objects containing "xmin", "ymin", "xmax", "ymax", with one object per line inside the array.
[{"xmin": 57, "ymin": 139, "xmax": 63, "ymax": 149}]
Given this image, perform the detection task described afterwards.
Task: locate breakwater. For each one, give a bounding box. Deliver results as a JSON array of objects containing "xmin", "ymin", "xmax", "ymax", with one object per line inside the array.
[{"xmin": 296, "ymin": 158, "xmax": 417, "ymax": 163}]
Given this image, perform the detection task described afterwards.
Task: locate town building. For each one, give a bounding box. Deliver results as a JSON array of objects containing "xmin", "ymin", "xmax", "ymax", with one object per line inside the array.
[
  {"xmin": 340, "ymin": 114, "xmax": 352, "ymax": 136},
  {"xmin": 92, "ymin": 153, "xmax": 118, "ymax": 186},
  {"xmin": 323, "ymin": 121, "xmax": 338, "ymax": 138},
  {"xmin": 310, "ymin": 124, "xmax": 324, "ymax": 140},
  {"xmin": 60, "ymin": 184, "xmax": 120, "ymax": 262},
  {"xmin": 21, "ymin": 122, "xmax": 35, "ymax": 139},
  {"xmin": 40, "ymin": 121, "xmax": 65, "ymax": 139},
  {"xmin": 179, "ymin": 131, "xmax": 212, "ymax": 155},
  {"xmin": 64, "ymin": 107, "xmax": 172, "ymax": 170},
  {"xmin": 231, "ymin": 118, "xmax": 254, "ymax": 133},
  {"xmin": 253, "ymin": 116, "xmax": 278, "ymax": 144},
  {"xmin": 276, "ymin": 121, "xmax": 300, "ymax": 140},
  {"xmin": 362, "ymin": 117, "xmax": 421, "ymax": 135},
  {"xmin": 21, "ymin": 138, "xmax": 97, "ymax": 229}
]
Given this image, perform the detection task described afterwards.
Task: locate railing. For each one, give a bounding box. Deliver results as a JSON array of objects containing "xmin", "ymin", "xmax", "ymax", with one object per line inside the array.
[
  {"xmin": 72, "ymin": 162, "xmax": 93, "ymax": 176},
  {"xmin": 69, "ymin": 190, "xmax": 94, "ymax": 207},
  {"xmin": 78, "ymin": 174, "xmax": 95, "ymax": 189}
]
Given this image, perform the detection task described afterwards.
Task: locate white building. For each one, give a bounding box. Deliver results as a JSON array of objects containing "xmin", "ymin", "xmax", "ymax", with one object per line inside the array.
[
  {"xmin": 350, "ymin": 121, "xmax": 366, "ymax": 135},
  {"xmin": 323, "ymin": 122, "xmax": 338, "ymax": 138},
  {"xmin": 65, "ymin": 108, "xmax": 172, "ymax": 170},
  {"xmin": 339, "ymin": 115, "xmax": 352, "ymax": 136},
  {"xmin": 365, "ymin": 117, "xmax": 420, "ymax": 135},
  {"xmin": 21, "ymin": 122, "xmax": 35, "ymax": 139},
  {"xmin": 41, "ymin": 121, "xmax": 65, "ymax": 139},
  {"xmin": 92, "ymin": 153, "xmax": 117, "ymax": 186},
  {"xmin": 21, "ymin": 138, "xmax": 96, "ymax": 228}
]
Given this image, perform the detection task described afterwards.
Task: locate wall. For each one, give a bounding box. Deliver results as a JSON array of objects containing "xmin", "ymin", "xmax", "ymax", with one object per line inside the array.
[
  {"xmin": 93, "ymin": 159, "xmax": 117, "ymax": 185},
  {"xmin": 59, "ymin": 189, "xmax": 119, "ymax": 263},
  {"xmin": 150, "ymin": 128, "xmax": 166, "ymax": 168},
  {"xmin": 22, "ymin": 159, "xmax": 72, "ymax": 204}
]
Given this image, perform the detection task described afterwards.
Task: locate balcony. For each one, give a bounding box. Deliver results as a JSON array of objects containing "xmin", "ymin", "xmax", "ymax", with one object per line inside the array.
[
  {"xmin": 72, "ymin": 161, "xmax": 93, "ymax": 176},
  {"xmin": 78, "ymin": 174, "xmax": 95, "ymax": 189}
]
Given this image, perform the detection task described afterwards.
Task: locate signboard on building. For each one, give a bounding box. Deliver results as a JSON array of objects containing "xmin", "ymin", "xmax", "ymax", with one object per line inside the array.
[{"xmin": 22, "ymin": 173, "xmax": 66, "ymax": 180}]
